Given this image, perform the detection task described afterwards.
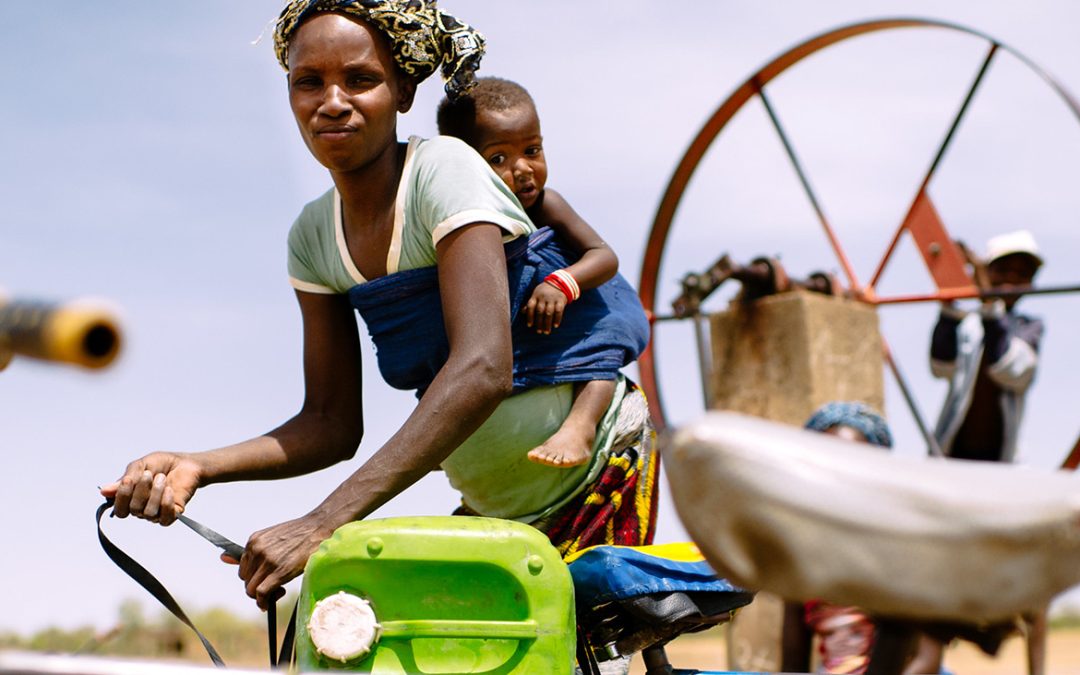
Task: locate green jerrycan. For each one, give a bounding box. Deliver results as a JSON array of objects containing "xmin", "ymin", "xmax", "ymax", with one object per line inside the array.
[{"xmin": 295, "ymin": 516, "xmax": 575, "ymax": 673}]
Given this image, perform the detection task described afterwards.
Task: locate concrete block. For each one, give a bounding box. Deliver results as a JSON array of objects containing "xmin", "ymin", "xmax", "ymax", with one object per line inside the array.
[{"xmin": 709, "ymin": 290, "xmax": 884, "ymax": 424}]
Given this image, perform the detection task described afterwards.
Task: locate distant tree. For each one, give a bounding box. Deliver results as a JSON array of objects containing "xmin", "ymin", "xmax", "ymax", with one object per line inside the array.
[{"xmin": 7, "ymin": 596, "xmax": 295, "ymax": 668}]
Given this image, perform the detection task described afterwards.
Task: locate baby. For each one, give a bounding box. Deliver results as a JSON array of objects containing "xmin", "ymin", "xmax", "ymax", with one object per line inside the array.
[{"xmin": 437, "ymin": 77, "xmax": 619, "ymax": 468}]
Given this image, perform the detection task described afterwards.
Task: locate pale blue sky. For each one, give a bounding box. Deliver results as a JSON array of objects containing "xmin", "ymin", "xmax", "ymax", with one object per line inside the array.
[{"xmin": 3, "ymin": 1, "xmax": 1080, "ymax": 633}]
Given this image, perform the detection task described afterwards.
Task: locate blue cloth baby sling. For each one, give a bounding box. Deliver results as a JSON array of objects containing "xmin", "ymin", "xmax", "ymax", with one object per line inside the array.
[{"xmin": 348, "ymin": 227, "xmax": 651, "ymax": 396}]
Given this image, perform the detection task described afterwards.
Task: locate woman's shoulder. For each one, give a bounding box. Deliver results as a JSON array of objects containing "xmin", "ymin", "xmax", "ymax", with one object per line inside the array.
[
  {"xmin": 293, "ymin": 187, "xmax": 336, "ymax": 224},
  {"xmin": 288, "ymin": 187, "xmax": 336, "ymax": 243},
  {"xmin": 409, "ymin": 135, "xmax": 487, "ymax": 171}
]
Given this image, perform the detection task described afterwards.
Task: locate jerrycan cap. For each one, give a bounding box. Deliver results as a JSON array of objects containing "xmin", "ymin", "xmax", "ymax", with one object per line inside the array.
[{"xmin": 308, "ymin": 590, "xmax": 382, "ymax": 663}]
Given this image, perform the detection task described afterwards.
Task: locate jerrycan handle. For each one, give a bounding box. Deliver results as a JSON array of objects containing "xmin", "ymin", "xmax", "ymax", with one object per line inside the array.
[{"xmin": 379, "ymin": 619, "xmax": 540, "ymax": 640}]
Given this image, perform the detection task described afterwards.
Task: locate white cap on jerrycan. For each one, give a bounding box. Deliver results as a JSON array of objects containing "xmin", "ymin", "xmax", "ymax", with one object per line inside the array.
[{"xmin": 307, "ymin": 591, "xmax": 383, "ymax": 663}]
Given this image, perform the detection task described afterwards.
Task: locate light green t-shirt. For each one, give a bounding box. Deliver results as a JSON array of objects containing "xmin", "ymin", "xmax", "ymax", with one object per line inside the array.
[
  {"xmin": 284, "ymin": 136, "xmax": 626, "ymax": 522},
  {"xmin": 287, "ymin": 135, "xmax": 533, "ymax": 292}
]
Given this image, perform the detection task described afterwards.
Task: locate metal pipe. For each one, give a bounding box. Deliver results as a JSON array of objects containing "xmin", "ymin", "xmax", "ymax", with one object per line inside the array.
[
  {"xmin": 0, "ymin": 297, "xmax": 123, "ymax": 371},
  {"xmin": 883, "ymin": 341, "xmax": 945, "ymax": 457},
  {"xmin": 755, "ymin": 82, "xmax": 861, "ymax": 290},
  {"xmin": 692, "ymin": 313, "xmax": 715, "ymax": 409},
  {"xmin": 872, "ymin": 282, "xmax": 1080, "ymax": 305}
]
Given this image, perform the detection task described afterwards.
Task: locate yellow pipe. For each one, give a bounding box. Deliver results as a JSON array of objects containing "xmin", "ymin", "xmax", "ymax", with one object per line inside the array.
[{"xmin": 0, "ymin": 296, "xmax": 123, "ymax": 370}]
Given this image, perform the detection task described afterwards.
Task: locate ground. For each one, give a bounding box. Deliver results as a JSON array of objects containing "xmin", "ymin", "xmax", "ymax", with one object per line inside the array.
[{"xmin": 630, "ymin": 627, "xmax": 1080, "ymax": 674}]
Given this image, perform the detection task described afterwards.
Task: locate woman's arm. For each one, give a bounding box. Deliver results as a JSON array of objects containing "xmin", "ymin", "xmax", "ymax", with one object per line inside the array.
[
  {"xmin": 238, "ymin": 222, "xmax": 514, "ymax": 608},
  {"xmin": 535, "ymin": 188, "xmax": 618, "ymax": 290},
  {"xmin": 102, "ymin": 291, "xmax": 366, "ymax": 523}
]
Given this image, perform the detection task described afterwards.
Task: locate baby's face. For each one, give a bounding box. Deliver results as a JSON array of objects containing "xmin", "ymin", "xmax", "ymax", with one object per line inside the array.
[{"xmin": 472, "ymin": 104, "xmax": 548, "ymax": 210}]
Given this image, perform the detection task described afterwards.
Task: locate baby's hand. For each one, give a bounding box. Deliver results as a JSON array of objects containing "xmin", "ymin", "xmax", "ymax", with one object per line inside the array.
[{"xmin": 525, "ymin": 283, "xmax": 567, "ymax": 334}]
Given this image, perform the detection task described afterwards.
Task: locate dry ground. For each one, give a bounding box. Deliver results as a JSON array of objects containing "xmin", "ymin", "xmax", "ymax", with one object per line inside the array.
[{"xmin": 629, "ymin": 627, "xmax": 1080, "ymax": 674}]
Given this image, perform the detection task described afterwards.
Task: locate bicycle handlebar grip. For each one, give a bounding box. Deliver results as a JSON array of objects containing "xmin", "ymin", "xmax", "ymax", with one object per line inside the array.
[{"xmin": 0, "ymin": 297, "xmax": 123, "ymax": 370}]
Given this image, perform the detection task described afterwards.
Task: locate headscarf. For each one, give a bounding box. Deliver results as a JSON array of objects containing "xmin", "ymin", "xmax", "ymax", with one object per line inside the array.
[
  {"xmin": 273, "ymin": 0, "xmax": 485, "ymax": 99},
  {"xmin": 804, "ymin": 401, "xmax": 893, "ymax": 449}
]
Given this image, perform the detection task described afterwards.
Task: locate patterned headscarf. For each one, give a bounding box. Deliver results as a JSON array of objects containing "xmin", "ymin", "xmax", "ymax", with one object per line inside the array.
[
  {"xmin": 273, "ymin": 0, "xmax": 485, "ymax": 99},
  {"xmin": 804, "ymin": 401, "xmax": 893, "ymax": 449}
]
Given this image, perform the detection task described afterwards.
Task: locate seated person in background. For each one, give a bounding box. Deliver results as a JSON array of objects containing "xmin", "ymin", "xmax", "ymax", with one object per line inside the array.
[
  {"xmin": 437, "ymin": 77, "xmax": 619, "ymax": 469},
  {"xmin": 910, "ymin": 229, "xmax": 1047, "ymax": 675},
  {"xmin": 781, "ymin": 401, "xmax": 894, "ymax": 675}
]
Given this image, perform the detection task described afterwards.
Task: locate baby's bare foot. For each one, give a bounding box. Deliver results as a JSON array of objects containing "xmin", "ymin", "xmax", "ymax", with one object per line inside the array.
[{"xmin": 527, "ymin": 427, "xmax": 593, "ymax": 467}]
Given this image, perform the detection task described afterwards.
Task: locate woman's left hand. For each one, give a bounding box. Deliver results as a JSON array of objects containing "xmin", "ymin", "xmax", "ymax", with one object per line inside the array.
[{"xmin": 238, "ymin": 514, "xmax": 334, "ymax": 610}]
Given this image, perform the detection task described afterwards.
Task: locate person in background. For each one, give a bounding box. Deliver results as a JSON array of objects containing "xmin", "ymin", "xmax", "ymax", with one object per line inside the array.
[
  {"xmin": 929, "ymin": 229, "xmax": 1044, "ymax": 463},
  {"xmin": 907, "ymin": 229, "xmax": 1047, "ymax": 674},
  {"xmin": 781, "ymin": 401, "xmax": 893, "ymax": 675}
]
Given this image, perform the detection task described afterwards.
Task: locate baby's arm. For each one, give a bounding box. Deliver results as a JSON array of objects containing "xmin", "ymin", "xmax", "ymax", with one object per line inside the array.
[
  {"xmin": 525, "ymin": 189, "xmax": 618, "ymax": 333},
  {"xmin": 535, "ymin": 188, "xmax": 618, "ymax": 290}
]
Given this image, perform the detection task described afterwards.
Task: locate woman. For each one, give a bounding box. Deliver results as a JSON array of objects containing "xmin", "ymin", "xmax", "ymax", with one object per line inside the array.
[{"xmin": 102, "ymin": 0, "xmax": 655, "ymax": 612}]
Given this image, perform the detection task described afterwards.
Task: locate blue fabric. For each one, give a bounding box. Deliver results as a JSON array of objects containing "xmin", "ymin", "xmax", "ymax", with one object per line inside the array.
[
  {"xmin": 348, "ymin": 227, "xmax": 650, "ymax": 396},
  {"xmin": 568, "ymin": 546, "xmax": 751, "ymax": 607}
]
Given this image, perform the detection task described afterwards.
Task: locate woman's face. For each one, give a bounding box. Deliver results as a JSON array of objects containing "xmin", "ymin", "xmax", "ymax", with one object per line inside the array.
[{"xmin": 287, "ymin": 13, "xmax": 415, "ymax": 173}]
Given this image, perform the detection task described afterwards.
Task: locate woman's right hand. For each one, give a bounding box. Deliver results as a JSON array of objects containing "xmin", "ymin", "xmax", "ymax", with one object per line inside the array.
[{"xmin": 100, "ymin": 452, "xmax": 202, "ymax": 526}]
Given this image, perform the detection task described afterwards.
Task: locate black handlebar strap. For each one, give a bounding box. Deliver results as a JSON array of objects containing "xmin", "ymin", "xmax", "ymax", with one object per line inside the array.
[
  {"xmin": 95, "ymin": 501, "xmax": 229, "ymax": 666},
  {"xmin": 96, "ymin": 500, "xmax": 297, "ymax": 669}
]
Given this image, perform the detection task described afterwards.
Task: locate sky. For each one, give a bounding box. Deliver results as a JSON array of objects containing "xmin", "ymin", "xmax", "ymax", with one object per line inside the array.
[{"xmin": 3, "ymin": 1, "xmax": 1080, "ymax": 635}]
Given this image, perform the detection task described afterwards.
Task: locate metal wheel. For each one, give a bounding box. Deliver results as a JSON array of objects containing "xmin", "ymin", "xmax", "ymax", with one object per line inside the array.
[{"xmin": 637, "ymin": 17, "xmax": 1080, "ymax": 438}]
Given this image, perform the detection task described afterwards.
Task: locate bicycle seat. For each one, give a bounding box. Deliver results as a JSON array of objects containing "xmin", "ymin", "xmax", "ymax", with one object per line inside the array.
[
  {"xmin": 568, "ymin": 542, "xmax": 754, "ymax": 663},
  {"xmin": 663, "ymin": 411, "xmax": 1080, "ymax": 623}
]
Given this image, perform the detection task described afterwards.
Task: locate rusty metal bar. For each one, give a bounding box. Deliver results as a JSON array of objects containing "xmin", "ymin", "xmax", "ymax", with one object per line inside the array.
[
  {"xmin": 872, "ymin": 282, "xmax": 1080, "ymax": 305},
  {"xmin": 692, "ymin": 314, "xmax": 715, "ymax": 409},
  {"xmin": 920, "ymin": 43, "xmax": 999, "ymax": 194},
  {"xmin": 868, "ymin": 43, "xmax": 999, "ymax": 291},
  {"xmin": 1060, "ymin": 433, "xmax": 1080, "ymax": 471},
  {"xmin": 653, "ymin": 282, "xmax": 1080, "ymax": 313},
  {"xmin": 755, "ymin": 82, "xmax": 862, "ymax": 290},
  {"xmin": 899, "ymin": 192, "xmax": 977, "ymax": 293}
]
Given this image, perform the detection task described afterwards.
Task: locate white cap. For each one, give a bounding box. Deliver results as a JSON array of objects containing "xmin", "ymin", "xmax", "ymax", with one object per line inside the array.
[
  {"xmin": 985, "ymin": 229, "xmax": 1043, "ymax": 267},
  {"xmin": 308, "ymin": 591, "xmax": 382, "ymax": 663}
]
